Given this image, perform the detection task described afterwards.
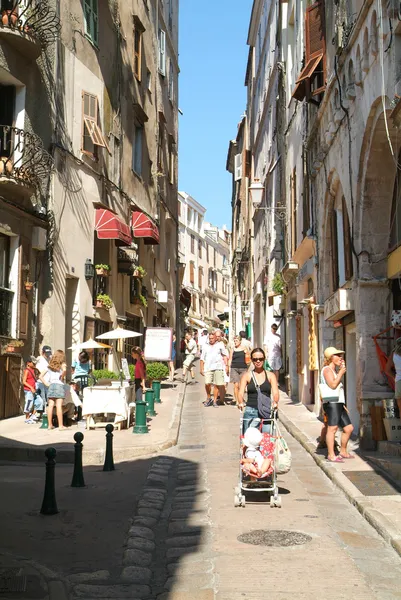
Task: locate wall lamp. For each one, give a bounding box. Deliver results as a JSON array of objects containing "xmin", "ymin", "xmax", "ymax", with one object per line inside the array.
[{"xmin": 85, "ymin": 258, "xmax": 95, "ymax": 280}]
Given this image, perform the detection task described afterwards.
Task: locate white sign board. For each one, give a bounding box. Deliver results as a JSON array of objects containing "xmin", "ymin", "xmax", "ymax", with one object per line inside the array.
[
  {"xmin": 121, "ymin": 358, "xmax": 131, "ymax": 380},
  {"xmin": 157, "ymin": 290, "xmax": 168, "ymax": 303},
  {"xmin": 144, "ymin": 328, "xmax": 173, "ymax": 361}
]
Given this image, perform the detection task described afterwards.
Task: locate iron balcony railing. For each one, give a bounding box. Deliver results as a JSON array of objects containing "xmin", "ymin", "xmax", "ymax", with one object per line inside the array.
[
  {"xmin": 0, "ymin": 0, "xmax": 61, "ymax": 47},
  {"xmin": 0, "ymin": 286, "xmax": 14, "ymax": 337},
  {"xmin": 0, "ymin": 124, "xmax": 53, "ymax": 190}
]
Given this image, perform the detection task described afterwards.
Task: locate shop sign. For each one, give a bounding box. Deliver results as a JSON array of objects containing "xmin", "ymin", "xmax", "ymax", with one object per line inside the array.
[
  {"xmin": 118, "ymin": 242, "xmax": 139, "ymax": 274},
  {"xmin": 324, "ymin": 288, "xmax": 354, "ymax": 321}
]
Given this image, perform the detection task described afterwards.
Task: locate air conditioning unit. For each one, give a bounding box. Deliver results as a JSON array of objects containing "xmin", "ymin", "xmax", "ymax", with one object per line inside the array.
[
  {"xmin": 387, "ymin": 0, "xmax": 401, "ymax": 18},
  {"xmin": 32, "ymin": 226, "xmax": 47, "ymax": 251}
]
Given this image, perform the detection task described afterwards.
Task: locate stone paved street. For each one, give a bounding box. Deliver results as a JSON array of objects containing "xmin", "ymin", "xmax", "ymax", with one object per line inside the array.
[{"xmin": 2, "ymin": 380, "xmax": 401, "ymax": 599}]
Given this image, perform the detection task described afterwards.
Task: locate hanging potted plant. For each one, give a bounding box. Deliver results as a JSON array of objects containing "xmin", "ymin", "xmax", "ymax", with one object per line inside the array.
[
  {"xmin": 133, "ymin": 265, "xmax": 146, "ymax": 278},
  {"xmin": 95, "ymin": 264, "xmax": 111, "ymax": 277},
  {"xmin": 139, "ymin": 294, "xmax": 148, "ymax": 308},
  {"xmin": 24, "ymin": 280, "xmax": 34, "ymax": 292},
  {"xmin": 96, "ymin": 293, "xmax": 113, "ymax": 310}
]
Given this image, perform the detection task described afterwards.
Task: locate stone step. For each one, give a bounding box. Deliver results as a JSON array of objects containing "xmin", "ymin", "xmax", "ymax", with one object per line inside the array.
[
  {"xmin": 377, "ymin": 440, "xmax": 401, "ymax": 457},
  {"xmin": 364, "ymin": 452, "xmax": 401, "ymax": 485}
]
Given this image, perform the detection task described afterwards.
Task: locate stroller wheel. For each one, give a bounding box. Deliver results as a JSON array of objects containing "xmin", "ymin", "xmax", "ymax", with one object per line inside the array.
[
  {"xmin": 276, "ymin": 495, "xmax": 282, "ymax": 508},
  {"xmin": 234, "ymin": 494, "xmax": 241, "ymax": 507},
  {"xmin": 270, "ymin": 496, "xmax": 275, "ymax": 508},
  {"xmin": 240, "ymin": 495, "xmax": 246, "ymax": 507}
]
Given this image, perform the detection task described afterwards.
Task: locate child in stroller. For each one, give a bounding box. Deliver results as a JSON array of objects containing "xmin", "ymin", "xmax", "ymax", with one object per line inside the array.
[{"xmin": 241, "ymin": 427, "xmax": 274, "ymax": 478}]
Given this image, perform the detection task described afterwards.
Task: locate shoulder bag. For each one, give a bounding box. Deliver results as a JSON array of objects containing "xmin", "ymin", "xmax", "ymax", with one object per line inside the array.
[
  {"xmin": 318, "ymin": 367, "xmax": 340, "ymax": 403},
  {"xmin": 251, "ymin": 371, "xmax": 272, "ymax": 418}
]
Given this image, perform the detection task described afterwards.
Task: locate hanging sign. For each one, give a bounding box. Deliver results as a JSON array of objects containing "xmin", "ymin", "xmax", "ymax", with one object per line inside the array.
[{"xmin": 118, "ymin": 242, "xmax": 139, "ymax": 274}]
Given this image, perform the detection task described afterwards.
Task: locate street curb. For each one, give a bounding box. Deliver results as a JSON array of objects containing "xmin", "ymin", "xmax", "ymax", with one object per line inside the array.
[
  {"xmin": 278, "ymin": 403, "xmax": 401, "ymax": 558},
  {"xmin": 0, "ymin": 382, "xmax": 187, "ymax": 465}
]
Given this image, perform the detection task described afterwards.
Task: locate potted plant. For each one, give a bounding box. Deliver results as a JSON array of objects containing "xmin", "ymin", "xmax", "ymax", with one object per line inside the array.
[
  {"xmin": 146, "ymin": 362, "xmax": 169, "ymax": 403},
  {"xmin": 139, "ymin": 294, "xmax": 148, "ymax": 308},
  {"xmin": 92, "ymin": 369, "xmax": 118, "ymax": 384},
  {"xmin": 3, "ymin": 339, "xmax": 24, "ymax": 354},
  {"xmin": 24, "ymin": 280, "xmax": 34, "ymax": 292},
  {"xmin": 272, "ymin": 273, "xmax": 285, "ymax": 295},
  {"xmin": 1, "ymin": 9, "xmax": 18, "ymax": 27},
  {"xmin": 95, "ymin": 264, "xmax": 111, "ymax": 277},
  {"xmin": 96, "ymin": 293, "xmax": 113, "ymax": 310},
  {"xmin": 133, "ymin": 265, "xmax": 147, "ymax": 278}
]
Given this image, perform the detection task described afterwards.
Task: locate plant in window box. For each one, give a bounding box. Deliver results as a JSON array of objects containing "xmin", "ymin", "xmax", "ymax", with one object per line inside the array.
[
  {"xmin": 95, "ymin": 264, "xmax": 111, "ymax": 277},
  {"xmin": 139, "ymin": 294, "xmax": 148, "ymax": 308},
  {"xmin": 96, "ymin": 293, "xmax": 113, "ymax": 310},
  {"xmin": 3, "ymin": 339, "xmax": 24, "ymax": 354},
  {"xmin": 133, "ymin": 266, "xmax": 147, "ymax": 278}
]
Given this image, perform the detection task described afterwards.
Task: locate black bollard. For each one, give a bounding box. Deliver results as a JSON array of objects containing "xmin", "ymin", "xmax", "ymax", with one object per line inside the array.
[
  {"xmin": 71, "ymin": 432, "xmax": 85, "ymax": 488},
  {"xmin": 103, "ymin": 424, "xmax": 115, "ymax": 472},
  {"xmin": 40, "ymin": 448, "xmax": 59, "ymax": 515}
]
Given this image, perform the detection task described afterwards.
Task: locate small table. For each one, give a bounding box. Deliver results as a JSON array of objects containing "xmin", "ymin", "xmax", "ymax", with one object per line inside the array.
[{"xmin": 82, "ymin": 384, "xmax": 135, "ymax": 430}]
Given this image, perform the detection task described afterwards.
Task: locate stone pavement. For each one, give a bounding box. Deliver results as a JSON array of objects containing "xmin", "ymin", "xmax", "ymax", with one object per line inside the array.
[
  {"xmin": 277, "ymin": 390, "xmax": 401, "ymax": 558},
  {"xmin": 0, "ymin": 380, "xmax": 185, "ymax": 464}
]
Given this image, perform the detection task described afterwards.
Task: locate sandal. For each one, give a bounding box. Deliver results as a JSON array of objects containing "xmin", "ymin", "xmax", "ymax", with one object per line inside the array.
[
  {"xmin": 327, "ymin": 456, "xmax": 344, "ymax": 463},
  {"xmin": 339, "ymin": 453, "xmax": 355, "ymax": 459}
]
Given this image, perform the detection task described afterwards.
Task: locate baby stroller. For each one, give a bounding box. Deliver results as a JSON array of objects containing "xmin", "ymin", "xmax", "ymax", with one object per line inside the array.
[{"xmin": 234, "ymin": 409, "xmax": 282, "ymax": 508}]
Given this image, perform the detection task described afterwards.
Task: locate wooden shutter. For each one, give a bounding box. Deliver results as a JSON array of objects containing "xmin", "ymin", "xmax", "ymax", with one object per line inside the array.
[
  {"xmin": 342, "ymin": 197, "xmax": 353, "ymax": 281},
  {"xmin": 234, "ymin": 153, "xmax": 242, "ymax": 181},
  {"xmin": 190, "ymin": 261, "xmax": 194, "ymax": 284},
  {"xmin": 19, "ymin": 237, "xmax": 30, "ymax": 340},
  {"xmin": 244, "ymin": 150, "xmax": 252, "ymax": 179},
  {"xmin": 330, "ymin": 209, "xmax": 339, "ymax": 291},
  {"xmin": 158, "ymin": 29, "xmax": 166, "ymax": 75},
  {"xmin": 305, "ymin": 1, "xmax": 326, "ymax": 61}
]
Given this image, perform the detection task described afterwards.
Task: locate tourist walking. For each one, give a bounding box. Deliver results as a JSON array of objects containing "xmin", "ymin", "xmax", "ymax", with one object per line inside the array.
[
  {"xmin": 229, "ymin": 335, "xmax": 249, "ymax": 405},
  {"xmin": 263, "ymin": 323, "xmax": 282, "ymax": 380},
  {"xmin": 385, "ymin": 337, "xmax": 401, "ymax": 418},
  {"xmin": 182, "ymin": 331, "xmax": 197, "ymax": 382},
  {"xmin": 239, "ymin": 330, "xmax": 252, "ymax": 352},
  {"xmin": 131, "ymin": 347, "xmax": 146, "ymax": 401},
  {"xmin": 40, "ymin": 350, "xmax": 67, "ymax": 430},
  {"xmin": 237, "ymin": 347, "xmax": 279, "ymax": 432},
  {"xmin": 22, "ymin": 357, "xmax": 43, "ymax": 423},
  {"xmin": 199, "ymin": 330, "xmax": 229, "ymax": 407},
  {"xmin": 321, "ymin": 347, "xmax": 354, "ymax": 463},
  {"xmin": 168, "ymin": 332, "xmax": 176, "ymax": 382},
  {"xmin": 36, "ymin": 345, "xmax": 52, "ymax": 407}
]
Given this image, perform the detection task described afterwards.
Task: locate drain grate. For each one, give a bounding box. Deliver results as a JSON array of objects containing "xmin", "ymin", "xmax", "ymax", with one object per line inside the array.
[
  {"xmin": 237, "ymin": 529, "xmax": 312, "ymax": 547},
  {"xmin": 343, "ymin": 470, "xmax": 401, "ymax": 496},
  {"xmin": 0, "ymin": 568, "xmax": 27, "ymax": 592}
]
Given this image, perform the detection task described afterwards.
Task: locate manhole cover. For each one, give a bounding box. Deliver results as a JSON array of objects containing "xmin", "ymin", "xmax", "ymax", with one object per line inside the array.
[{"xmin": 237, "ymin": 529, "xmax": 312, "ymax": 547}]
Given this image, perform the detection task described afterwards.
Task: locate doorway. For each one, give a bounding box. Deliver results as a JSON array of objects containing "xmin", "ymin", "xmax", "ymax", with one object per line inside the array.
[
  {"xmin": 345, "ymin": 323, "xmax": 359, "ymax": 435},
  {"xmin": 65, "ymin": 277, "xmax": 79, "ymax": 378}
]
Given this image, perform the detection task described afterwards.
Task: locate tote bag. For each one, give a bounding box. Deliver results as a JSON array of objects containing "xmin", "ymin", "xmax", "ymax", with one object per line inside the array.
[
  {"xmin": 274, "ymin": 422, "xmax": 292, "ymax": 474},
  {"xmin": 318, "ymin": 368, "xmax": 341, "ymax": 403}
]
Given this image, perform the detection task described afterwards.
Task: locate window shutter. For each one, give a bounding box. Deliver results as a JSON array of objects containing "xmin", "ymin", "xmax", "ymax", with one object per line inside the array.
[
  {"xmin": 19, "ymin": 237, "xmax": 29, "ymax": 340},
  {"xmin": 330, "ymin": 208, "xmax": 339, "ymax": 291},
  {"xmin": 158, "ymin": 29, "xmax": 166, "ymax": 75},
  {"xmin": 234, "ymin": 153, "xmax": 242, "ymax": 181},
  {"xmin": 342, "ymin": 197, "xmax": 353, "ymax": 281},
  {"xmin": 305, "ymin": 1, "xmax": 326, "ymax": 62},
  {"xmin": 244, "ymin": 150, "xmax": 252, "ymax": 179}
]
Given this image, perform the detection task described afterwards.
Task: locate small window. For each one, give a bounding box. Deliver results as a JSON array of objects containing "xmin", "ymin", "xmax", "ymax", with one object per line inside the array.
[
  {"xmin": 83, "ymin": 0, "xmax": 98, "ymax": 46},
  {"xmin": 168, "ymin": 60, "xmax": 174, "ymax": 102},
  {"xmin": 178, "ymin": 202, "xmax": 181, "ymax": 217},
  {"xmin": 132, "ymin": 125, "xmax": 143, "ymax": 175},
  {"xmin": 206, "ymin": 244, "xmax": 209, "ymax": 262},
  {"xmin": 82, "ymin": 91, "xmax": 110, "ymax": 157},
  {"xmin": 158, "ymin": 29, "xmax": 166, "ymax": 75},
  {"xmin": 214, "ymin": 248, "xmax": 216, "ymax": 267},
  {"xmin": 146, "ymin": 69, "xmax": 152, "ymax": 93},
  {"xmin": 198, "ymin": 240, "xmax": 202, "ymax": 258},
  {"xmin": 198, "ymin": 266, "xmax": 203, "ymax": 289},
  {"xmin": 157, "ymin": 121, "xmax": 164, "ymax": 172},
  {"xmin": 134, "ymin": 28, "xmax": 142, "ymax": 81},
  {"xmin": 169, "ymin": 149, "xmax": 175, "ymax": 185},
  {"xmin": 190, "ymin": 234, "xmax": 195, "ymax": 254}
]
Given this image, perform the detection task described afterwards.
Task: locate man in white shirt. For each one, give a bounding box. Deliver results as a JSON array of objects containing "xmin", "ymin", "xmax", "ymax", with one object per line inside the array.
[
  {"xmin": 263, "ymin": 323, "xmax": 282, "ymax": 380},
  {"xmin": 198, "ymin": 329, "xmax": 209, "ymax": 354},
  {"xmin": 200, "ymin": 331, "xmax": 229, "ymax": 407},
  {"xmin": 182, "ymin": 332, "xmax": 197, "ymax": 382},
  {"xmin": 36, "ymin": 345, "xmax": 52, "ymax": 406}
]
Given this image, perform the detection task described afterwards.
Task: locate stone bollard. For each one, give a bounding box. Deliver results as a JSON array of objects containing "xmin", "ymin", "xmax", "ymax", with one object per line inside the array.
[
  {"xmin": 145, "ymin": 389, "xmax": 156, "ymax": 417},
  {"xmin": 71, "ymin": 432, "xmax": 85, "ymax": 488},
  {"xmin": 39, "ymin": 413, "xmax": 49, "ymax": 429},
  {"xmin": 103, "ymin": 424, "xmax": 115, "ymax": 471},
  {"xmin": 133, "ymin": 397, "xmax": 149, "ymax": 434},
  {"xmin": 40, "ymin": 448, "xmax": 58, "ymax": 515},
  {"xmin": 152, "ymin": 380, "xmax": 161, "ymax": 403}
]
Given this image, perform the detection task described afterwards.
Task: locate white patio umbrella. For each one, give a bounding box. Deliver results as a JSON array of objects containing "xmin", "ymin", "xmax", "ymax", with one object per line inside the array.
[
  {"xmin": 68, "ymin": 338, "xmax": 111, "ymax": 350},
  {"xmin": 96, "ymin": 327, "xmax": 142, "ymax": 341}
]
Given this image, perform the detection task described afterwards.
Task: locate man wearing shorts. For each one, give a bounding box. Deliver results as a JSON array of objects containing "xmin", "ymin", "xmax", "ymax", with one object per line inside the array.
[
  {"xmin": 182, "ymin": 331, "xmax": 197, "ymax": 382},
  {"xmin": 200, "ymin": 331, "xmax": 229, "ymax": 407}
]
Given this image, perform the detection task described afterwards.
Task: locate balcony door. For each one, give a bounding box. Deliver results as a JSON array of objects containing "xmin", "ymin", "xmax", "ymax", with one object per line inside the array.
[{"xmin": 0, "ymin": 85, "xmax": 15, "ymax": 158}]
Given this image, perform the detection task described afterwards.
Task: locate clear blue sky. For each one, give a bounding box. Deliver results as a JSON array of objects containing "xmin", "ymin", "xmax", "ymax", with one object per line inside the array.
[{"xmin": 178, "ymin": 0, "xmax": 253, "ymax": 230}]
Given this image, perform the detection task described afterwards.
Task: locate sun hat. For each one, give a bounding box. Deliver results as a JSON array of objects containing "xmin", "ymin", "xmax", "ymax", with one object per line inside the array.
[
  {"xmin": 324, "ymin": 347, "xmax": 345, "ymax": 360},
  {"xmin": 244, "ymin": 427, "xmax": 263, "ymax": 449},
  {"xmin": 28, "ymin": 356, "xmax": 38, "ymax": 365}
]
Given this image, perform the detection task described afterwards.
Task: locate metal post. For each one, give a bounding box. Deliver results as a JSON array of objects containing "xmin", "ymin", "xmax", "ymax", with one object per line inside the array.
[
  {"xmin": 40, "ymin": 448, "xmax": 58, "ymax": 515},
  {"xmin": 103, "ymin": 424, "xmax": 115, "ymax": 471},
  {"xmin": 39, "ymin": 413, "xmax": 49, "ymax": 429},
  {"xmin": 71, "ymin": 432, "xmax": 85, "ymax": 488},
  {"xmin": 145, "ymin": 389, "xmax": 156, "ymax": 417},
  {"xmin": 152, "ymin": 380, "xmax": 161, "ymax": 403},
  {"xmin": 133, "ymin": 397, "xmax": 149, "ymax": 434}
]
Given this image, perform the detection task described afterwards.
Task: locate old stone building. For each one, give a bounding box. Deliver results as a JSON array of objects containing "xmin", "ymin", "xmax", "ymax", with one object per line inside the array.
[
  {"xmin": 0, "ymin": 0, "xmax": 179, "ymax": 417},
  {"xmin": 229, "ymin": 0, "xmax": 401, "ymax": 447}
]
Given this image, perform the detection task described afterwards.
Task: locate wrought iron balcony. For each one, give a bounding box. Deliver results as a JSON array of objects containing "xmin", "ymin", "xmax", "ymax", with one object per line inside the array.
[
  {"xmin": 0, "ymin": 286, "xmax": 14, "ymax": 337},
  {"xmin": 0, "ymin": 0, "xmax": 61, "ymax": 58},
  {"xmin": 0, "ymin": 124, "xmax": 53, "ymax": 195}
]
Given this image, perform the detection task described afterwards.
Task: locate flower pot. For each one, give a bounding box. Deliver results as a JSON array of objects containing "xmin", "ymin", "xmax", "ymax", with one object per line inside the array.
[
  {"xmin": 96, "ymin": 301, "xmax": 108, "ymax": 309},
  {"xmin": 133, "ymin": 269, "xmax": 143, "ymax": 278},
  {"xmin": 0, "ymin": 157, "xmax": 12, "ymax": 175},
  {"xmin": 24, "ymin": 282, "xmax": 34, "ymax": 292},
  {"xmin": 2, "ymin": 10, "xmax": 18, "ymax": 26},
  {"xmin": 96, "ymin": 268, "xmax": 110, "ymax": 277},
  {"xmin": 5, "ymin": 346, "xmax": 16, "ymax": 353}
]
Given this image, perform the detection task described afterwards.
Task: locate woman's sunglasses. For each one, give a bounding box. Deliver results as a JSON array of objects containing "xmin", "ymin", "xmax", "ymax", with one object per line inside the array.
[{"xmin": 252, "ymin": 357, "xmax": 264, "ymax": 362}]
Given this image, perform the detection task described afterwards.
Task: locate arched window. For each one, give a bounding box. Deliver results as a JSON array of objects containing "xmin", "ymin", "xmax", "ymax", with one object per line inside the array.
[
  {"xmin": 363, "ymin": 27, "xmax": 369, "ymax": 72},
  {"xmin": 329, "ymin": 195, "xmax": 353, "ymax": 291},
  {"xmin": 370, "ymin": 11, "xmax": 379, "ymax": 56},
  {"xmin": 355, "ymin": 45, "xmax": 363, "ymax": 85}
]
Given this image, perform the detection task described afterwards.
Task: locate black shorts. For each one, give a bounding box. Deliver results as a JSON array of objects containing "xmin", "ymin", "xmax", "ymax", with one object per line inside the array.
[{"xmin": 323, "ymin": 403, "xmax": 352, "ymax": 428}]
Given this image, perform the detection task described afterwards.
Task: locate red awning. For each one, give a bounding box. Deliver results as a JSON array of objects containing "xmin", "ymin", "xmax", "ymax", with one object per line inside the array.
[
  {"xmin": 95, "ymin": 209, "xmax": 132, "ymax": 246},
  {"xmin": 132, "ymin": 211, "xmax": 160, "ymax": 245}
]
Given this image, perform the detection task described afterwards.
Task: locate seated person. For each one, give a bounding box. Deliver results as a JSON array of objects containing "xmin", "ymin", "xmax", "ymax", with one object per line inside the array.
[
  {"xmin": 241, "ymin": 427, "xmax": 273, "ymax": 478},
  {"xmin": 72, "ymin": 351, "xmax": 92, "ymax": 384}
]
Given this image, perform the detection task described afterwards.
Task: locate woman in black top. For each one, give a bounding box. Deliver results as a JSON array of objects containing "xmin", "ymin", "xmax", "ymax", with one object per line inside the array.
[
  {"xmin": 238, "ymin": 347, "xmax": 279, "ymax": 432},
  {"xmin": 229, "ymin": 335, "xmax": 249, "ymax": 405}
]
